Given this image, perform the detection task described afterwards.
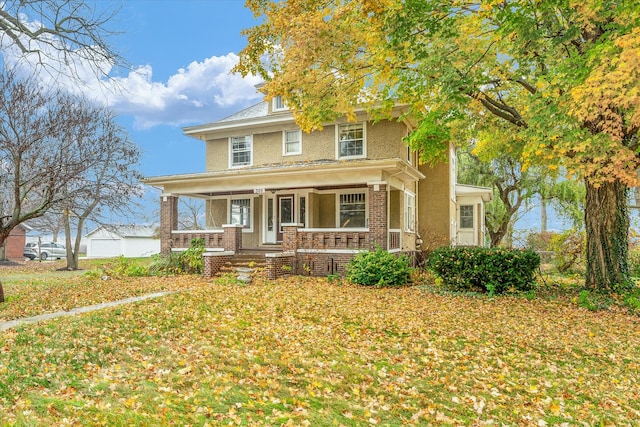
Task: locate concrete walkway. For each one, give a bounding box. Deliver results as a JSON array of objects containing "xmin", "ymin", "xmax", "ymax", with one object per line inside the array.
[{"xmin": 0, "ymin": 291, "xmax": 176, "ymax": 332}]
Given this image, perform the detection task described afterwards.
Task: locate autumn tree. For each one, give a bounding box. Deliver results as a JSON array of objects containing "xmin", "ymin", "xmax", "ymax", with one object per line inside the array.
[
  {"xmin": 236, "ymin": 0, "xmax": 640, "ymax": 291},
  {"xmin": 59, "ymin": 109, "xmax": 142, "ymax": 270},
  {"xmin": 0, "ymin": 72, "xmax": 85, "ymax": 247}
]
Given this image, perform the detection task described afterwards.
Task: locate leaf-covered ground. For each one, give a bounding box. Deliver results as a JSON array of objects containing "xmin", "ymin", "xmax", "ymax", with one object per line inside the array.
[{"xmin": 0, "ymin": 270, "xmax": 639, "ymax": 425}]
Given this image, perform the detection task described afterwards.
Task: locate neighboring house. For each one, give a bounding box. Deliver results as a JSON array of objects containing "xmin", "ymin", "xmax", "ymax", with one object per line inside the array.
[
  {"xmin": 86, "ymin": 225, "xmax": 160, "ymax": 258},
  {"xmin": 3, "ymin": 224, "xmax": 29, "ymax": 261},
  {"xmin": 143, "ymin": 91, "xmax": 491, "ymax": 276}
]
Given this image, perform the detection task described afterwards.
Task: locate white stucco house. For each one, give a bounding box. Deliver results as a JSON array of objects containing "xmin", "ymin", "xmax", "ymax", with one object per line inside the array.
[{"xmin": 85, "ymin": 225, "xmax": 160, "ymax": 258}]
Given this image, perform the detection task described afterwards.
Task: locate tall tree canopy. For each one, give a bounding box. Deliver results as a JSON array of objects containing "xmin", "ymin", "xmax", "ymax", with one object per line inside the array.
[{"xmin": 236, "ymin": 0, "xmax": 640, "ymax": 290}]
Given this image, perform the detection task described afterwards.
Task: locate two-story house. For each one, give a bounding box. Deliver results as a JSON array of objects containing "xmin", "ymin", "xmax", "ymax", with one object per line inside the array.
[{"xmin": 143, "ymin": 93, "xmax": 491, "ymax": 276}]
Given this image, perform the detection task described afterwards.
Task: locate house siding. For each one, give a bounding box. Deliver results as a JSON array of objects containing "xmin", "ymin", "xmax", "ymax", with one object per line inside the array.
[
  {"xmin": 206, "ymin": 199, "xmax": 227, "ymax": 229},
  {"xmin": 418, "ymin": 160, "xmax": 452, "ymax": 249},
  {"xmin": 367, "ymin": 121, "xmax": 407, "ymax": 160}
]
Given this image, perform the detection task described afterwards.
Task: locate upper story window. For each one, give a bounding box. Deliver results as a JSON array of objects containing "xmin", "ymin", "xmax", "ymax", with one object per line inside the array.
[
  {"xmin": 337, "ymin": 122, "xmax": 366, "ymax": 159},
  {"xmin": 272, "ymin": 95, "xmax": 287, "ymax": 112},
  {"xmin": 283, "ymin": 129, "xmax": 302, "ymax": 156},
  {"xmin": 230, "ymin": 136, "xmax": 252, "ymax": 167}
]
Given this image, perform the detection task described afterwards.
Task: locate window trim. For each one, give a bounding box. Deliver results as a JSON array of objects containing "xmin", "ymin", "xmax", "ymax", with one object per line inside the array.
[
  {"xmin": 336, "ymin": 122, "xmax": 366, "ymax": 159},
  {"xmin": 282, "ymin": 129, "xmax": 302, "ymax": 156},
  {"xmin": 229, "ymin": 135, "xmax": 253, "ymax": 168},
  {"xmin": 404, "ymin": 191, "xmax": 416, "ymax": 233},
  {"xmin": 459, "ymin": 204, "xmax": 474, "ymax": 229},
  {"xmin": 272, "ymin": 95, "xmax": 288, "ymax": 112},
  {"xmin": 336, "ymin": 191, "xmax": 368, "ymax": 228},
  {"xmin": 229, "ymin": 198, "xmax": 254, "ymax": 232}
]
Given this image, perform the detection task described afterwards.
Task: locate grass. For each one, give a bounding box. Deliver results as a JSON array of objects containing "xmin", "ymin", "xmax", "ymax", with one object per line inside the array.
[{"xmin": 0, "ymin": 264, "xmax": 639, "ymax": 425}]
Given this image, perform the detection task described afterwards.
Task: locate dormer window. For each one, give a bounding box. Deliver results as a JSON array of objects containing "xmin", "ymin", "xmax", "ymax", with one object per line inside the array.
[{"xmin": 272, "ymin": 95, "xmax": 287, "ymax": 112}]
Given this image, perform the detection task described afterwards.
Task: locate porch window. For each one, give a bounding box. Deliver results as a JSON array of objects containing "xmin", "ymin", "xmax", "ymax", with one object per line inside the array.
[
  {"xmin": 337, "ymin": 122, "xmax": 365, "ymax": 158},
  {"xmin": 339, "ymin": 193, "xmax": 366, "ymax": 228},
  {"xmin": 230, "ymin": 136, "xmax": 252, "ymax": 167},
  {"xmin": 299, "ymin": 196, "xmax": 306, "ymax": 226},
  {"xmin": 404, "ymin": 191, "xmax": 416, "ymax": 232},
  {"xmin": 283, "ymin": 129, "xmax": 302, "ymax": 155},
  {"xmin": 231, "ymin": 198, "xmax": 252, "ymax": 230},
  {"xmin": 460, "ymin": 205, "xmax": 474, "ymax": 229}
]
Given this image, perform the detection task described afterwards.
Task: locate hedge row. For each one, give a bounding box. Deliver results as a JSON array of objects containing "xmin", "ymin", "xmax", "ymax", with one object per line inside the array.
[{"xmin": 427, "ymin": 246, "xmax": 540, "ymax": 294}]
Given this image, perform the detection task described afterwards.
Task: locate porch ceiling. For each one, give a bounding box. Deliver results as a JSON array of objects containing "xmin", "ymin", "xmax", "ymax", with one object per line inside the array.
[{"xmin": 143, "ymin": 158, "xmax": 424, "ymax": 197}]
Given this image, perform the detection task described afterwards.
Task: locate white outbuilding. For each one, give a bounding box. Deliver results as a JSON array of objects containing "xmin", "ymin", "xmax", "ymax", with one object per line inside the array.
[{"xmin": 85, "ymin": 225, "xmax": 160, "ymax": 258}]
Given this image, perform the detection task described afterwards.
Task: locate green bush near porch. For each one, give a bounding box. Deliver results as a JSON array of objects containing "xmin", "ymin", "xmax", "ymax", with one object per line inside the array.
[
  {"xmin": 345, "ymin": 247, "xmax": 413, "ymax": 286},
  {"xmin": 427, "ymin": 246, "xmax": 540, "ymax": 294}
]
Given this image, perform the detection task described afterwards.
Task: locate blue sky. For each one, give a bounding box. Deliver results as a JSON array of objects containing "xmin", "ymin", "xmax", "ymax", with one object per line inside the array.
[{"xmin": 108, "ymin": 0, "xmax": 263, "ymax": 177}]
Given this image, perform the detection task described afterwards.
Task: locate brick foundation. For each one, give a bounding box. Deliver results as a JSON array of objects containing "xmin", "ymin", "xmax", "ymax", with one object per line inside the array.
[
  {"xmin": 265, "ymin": 252, "xmax": 296, "ymax": 279},
  {"xmin": 203, "ymin": 251, "xmax": 234, "ymax": 278}
]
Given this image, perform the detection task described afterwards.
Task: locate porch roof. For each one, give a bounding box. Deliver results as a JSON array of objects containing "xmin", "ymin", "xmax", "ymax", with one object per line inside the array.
[{"xmin": 143, "ymin": 158, "xmax": 424, "ymax": 197}]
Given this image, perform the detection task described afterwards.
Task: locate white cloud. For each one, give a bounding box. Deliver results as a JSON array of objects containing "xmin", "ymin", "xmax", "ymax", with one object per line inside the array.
[
  {"xmin": 87, "ymin": 53, "xmax": 264, "ymax": 130},
  {"xmin": 1, "ymin": 20, "xmax": 264, "ymax": 130}
]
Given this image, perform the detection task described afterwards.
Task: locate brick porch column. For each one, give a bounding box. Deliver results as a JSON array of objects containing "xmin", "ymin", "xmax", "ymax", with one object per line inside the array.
[
  {"xmin": 368, "ymin": 182, "xmax": 388, "ymax": 250},
  {"xmin": 282, "ymin": 223, "xmax": 301, "ymax": 252},
  {"xmin": 222, "ymin": 224, "xmax": 243, "ymax": 252},
  {"xmin": 160, "ymin": 194, "xmax": 178, "ymax": 256}
]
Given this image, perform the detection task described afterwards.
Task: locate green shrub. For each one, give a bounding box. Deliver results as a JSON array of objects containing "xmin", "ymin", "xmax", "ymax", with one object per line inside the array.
[
  {"xmin": 345, "ymin": 247, "xmax": 413, "ymax": 286},
  {"xmin": 148, "ymin": 252, "xmax": 183, "ymax": 276},
  {"xmin": 548, "ymin": 229, "xmax": 585, "ymax": 273},
  {"xmin": 577, "ymin": 289, "xmax": 613, "ymax": 311},
  {"xmin": 427, "ymin": 246, "xmax": 540, "ymax": 294},
  {"xmin": 180, "ymin": 238, "xmax": 205, "ymax": 274}
]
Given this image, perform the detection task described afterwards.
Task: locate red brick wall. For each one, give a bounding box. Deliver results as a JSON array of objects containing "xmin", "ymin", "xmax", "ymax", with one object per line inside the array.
[
  {"xmin": 160, "ymin": 195, "xmax": 179, "ymax": 255},
  {"xmin": 368, "ymin": 183, "xmax": 388, "ymax": 250},
  {"xmin": 203, "ymin": 252, "xmax": 233, "ymax": 278},
  {"xmin": 5, "ymin": 226, "xmax": 26, "ymax": 260}
]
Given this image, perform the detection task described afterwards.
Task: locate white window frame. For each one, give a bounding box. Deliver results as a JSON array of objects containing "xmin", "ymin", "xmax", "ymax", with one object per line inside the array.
[
  {"xmin": 229, "ymin": 136, "xmax": 252, "ymax": 168},
  {"xmin": 336, "ymin": 191, "xmax": 368, "ymax": 228},
  {"xmin": 272, "ymin": 95, "xmax": 287, "ymax": 112},
  {"xmin": 404, "ymin": 191, "xmax": 416, "ymax": 233},
  {"xmin": 460, "ymin": 204, "xmax": 474, "ymax": 229},
  {"xmin": 336, "ymin": 122, "xmax": 366, "ymax": 159},
  {"xmin": 283, "ymin": 129, "xmax": 302, "ymax": 156},
  {"xmin": 229, "ymin": 198, "xmax": 254, "ymax": 232}
]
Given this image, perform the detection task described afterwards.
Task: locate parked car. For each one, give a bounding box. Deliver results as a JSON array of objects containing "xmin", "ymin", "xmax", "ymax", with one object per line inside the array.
[{"xmin": 24, "ymin": 242, "xmax": 67, "ymax": 260}]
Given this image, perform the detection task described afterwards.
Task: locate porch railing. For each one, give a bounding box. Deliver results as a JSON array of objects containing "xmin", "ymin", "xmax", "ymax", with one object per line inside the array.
[
  {"xmin": 388, "ymin": 229, "xmax": 401, "ymax": 251},
  {"xmin": 171, "ymin": 229, "xmax": 224, "ymax": 249},
  {"xmin": 296, "ymin": 228, "xmax": 369, "ymax": 250}
]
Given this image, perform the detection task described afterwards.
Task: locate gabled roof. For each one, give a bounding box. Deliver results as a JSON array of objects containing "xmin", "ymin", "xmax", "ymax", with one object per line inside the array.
[
  {"xmin": 455, "ymin": 184, "xmax": 493, "ymax": 202},
  {"xmin": 216, "ymin": 101, "xmax": 269, "ymax": 123},
  {"xmin": 86, "ymin": 224, "xmax": 158, "ymax": 239}
]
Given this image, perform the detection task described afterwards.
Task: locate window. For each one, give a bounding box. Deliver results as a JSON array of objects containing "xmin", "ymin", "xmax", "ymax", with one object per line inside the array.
[
  {"xmin": 230, "ymin": 136, "xmax": 252, "ymax": 167},
  {"xmin": 299, "ymin": 196, "xmax": 306, "ymax": 226},
  {"xmin": 337, "ymin": 122, "xmax": 365, "ymax": 158},
  {"xmin": 231, "ymin": 199, "xmax": 251, "ymax": 230},
  {"xmin": 339, "ymin": 193, "xmax": 366, "ymax": 228},
  {"xmin": 460, "ymin": 205, "xmax": 474, "ymax": 229},
  {"xmin": 283, "ymin": 129, "xmax": 302, "ymax": 155},
  {"xmin": 404, "ymin": 191, "xmax": 416, "ymax": 232},
  {"xmin": 272, "ymin": 95, "xmax": 287, "ymax": 112}
]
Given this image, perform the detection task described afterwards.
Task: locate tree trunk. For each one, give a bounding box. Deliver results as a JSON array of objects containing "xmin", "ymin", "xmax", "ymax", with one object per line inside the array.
[
  {"xmin": 584, "ymin": 179, "xmax": 630, "ymax": 291},
  {"xmin": 540, "ymin": 197, "xmax": 548, "ymax": 233},
  {"xmin": 0, "ymin": 280, "xmax": 4, "ymax": 303}
]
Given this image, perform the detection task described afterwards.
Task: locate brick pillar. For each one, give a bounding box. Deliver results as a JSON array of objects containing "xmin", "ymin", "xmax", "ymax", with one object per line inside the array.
[
  {"xmin": 282, "ymin": 224, "xmax": 301, "ymax": 252},
  {"xmin": 160, "ymin": 194, "xmax": 179, "ymax": 255},
  {"xmin": 368, "ymin": 183, "xmax": 388, "ymax": 250},
  {"xmin": 223, "ymin": 224, "xmax": 243, "ymax": 252}
]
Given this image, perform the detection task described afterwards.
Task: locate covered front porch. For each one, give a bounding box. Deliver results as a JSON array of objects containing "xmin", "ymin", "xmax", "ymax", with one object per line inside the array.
[{"xmin": 147, "ymin": 159, "xmax": 423, "ymax": 275}]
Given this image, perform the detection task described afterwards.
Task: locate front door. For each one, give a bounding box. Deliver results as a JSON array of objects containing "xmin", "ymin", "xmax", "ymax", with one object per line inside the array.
[
  {"xmin": 265, "ymin": 197, "xmax": 276, "ymax": 243},
  {"xmin": 277, "ymin": 195, "xmax": 294, "ymax": 241}
]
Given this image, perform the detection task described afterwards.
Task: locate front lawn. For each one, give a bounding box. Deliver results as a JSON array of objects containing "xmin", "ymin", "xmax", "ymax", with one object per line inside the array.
[{"xmin": 0, "ymin": 273, "xmax": 639, "ymax": 425}]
